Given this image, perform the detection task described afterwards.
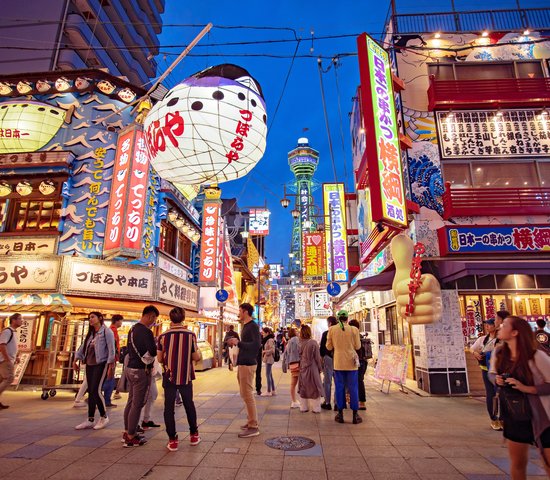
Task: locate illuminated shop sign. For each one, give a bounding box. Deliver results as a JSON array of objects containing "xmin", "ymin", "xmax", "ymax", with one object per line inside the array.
[
  {"xmin": 158, "ymin": 271, "xmax": 199, "ymax": 311},
  {"xmin": 303, "ymin": 232, "xmax": 326, "ymax": 284},
  {"xmin": 356, "ymin": 33, "xmax": 408, "ymax": 228},
  {"xmin": 438, "ymin": 224, "xmax": 550, "ymax": 255},
  {"xmin": 249, "ymin": 208, "xmax": 270, "ymax": 236},
  {"xmin": 199, "ymin": 201, "xmax": 221, "ymax": 283},
  {"xmin": 436, "ymin": 109, "xmax": 550, "ymax": 159},
  {"xmin": 323, "ymin": 183, "xmax": 349, "ymax": 283},
  {"xmin": 0, "ymin": 258, "xmax": 61, "ymax": 291}
]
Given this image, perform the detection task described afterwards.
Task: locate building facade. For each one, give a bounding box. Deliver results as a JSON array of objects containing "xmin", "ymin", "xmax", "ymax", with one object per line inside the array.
[
  {"xmin": 0, "ymin": 0, "xmax": 163, "ymax": 85},
  {"xmin": 343, "ymin": 7, "xmax": 550, "ymax": 394}
]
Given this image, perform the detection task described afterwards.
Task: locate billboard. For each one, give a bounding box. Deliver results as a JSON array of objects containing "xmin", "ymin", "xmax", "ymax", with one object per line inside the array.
[
  {"xmin": 323, "ymin": 183, "xmax": 349, "ymax": 283},
  {"xmin": 438, "ymin": 225, "xmax": 550, "ymax": 255},
  {"xmin": 199, "ymin": 201, "xmax": 221, "ymax": 283},
  {"xmin": 249, "ymin": 208, "xmax": 270, "ymax": 235},
  {"xmin": 356, "ymin": 33, "xmax": 408, "ymax": 229},
  {"xmin": 303, "ymin": 232, "xmax": 326, "ymax": 284},
  {"xmin": 104, "ymin": 125, "xmax": 150, "ymax": 258}
]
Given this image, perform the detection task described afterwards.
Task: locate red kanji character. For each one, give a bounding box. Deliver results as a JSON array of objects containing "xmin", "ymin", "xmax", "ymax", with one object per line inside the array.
[
  {"xmin": 226, "ymin": 150, "xmax": 239, "ymax": 163},
  {"xmin": 382, "ymin": 171, "xmax": 403, "ymax": 203},
  {"xmin": 240, "ymin": 110, "xmax": 253, "ymax": 122},
  {"xmin": 235, "ymin": 121, "xmax": 251, "ymax": 137},
  {"xmin": 532, "ymin": 228, "xmax": 550, "ymax": 250},
  {"xmin": 512, "ymin": 227, "xmax": 535, "ymax": 250},
  {"xmin": 378, "ymin": 138, "xmax": 399, "ymax": 171},
  {"xmin": 162, "ymin": 111, "xmax": 184, "ymax": 148},
  {"xmin": 230, "ymin": 136, "xmax": 244, "ymax": 152}
]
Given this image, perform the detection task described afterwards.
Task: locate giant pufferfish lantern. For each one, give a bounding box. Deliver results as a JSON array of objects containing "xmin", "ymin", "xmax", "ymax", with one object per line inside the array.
[{"xmin": 143, "ymin": 64, "xmax": 267, "ymax": 186}]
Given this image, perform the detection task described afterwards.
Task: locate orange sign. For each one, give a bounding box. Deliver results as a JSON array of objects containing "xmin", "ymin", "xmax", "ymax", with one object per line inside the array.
[
  {"xmin": 303, "ymin": 232, "xmax": 326, "ymax": 284},
  {"xmin": 104, "ymin": 125, "xmax": 150, "ymax": 257},
  {"xmin": 199, "ymin": 201, "xmax": 221, "ymax": 283}
]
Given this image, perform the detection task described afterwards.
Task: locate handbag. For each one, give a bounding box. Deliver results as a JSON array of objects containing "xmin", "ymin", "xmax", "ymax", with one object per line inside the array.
[{"xmin": 499, "ymin": 387, "xmax": 532, "ymax": 422}]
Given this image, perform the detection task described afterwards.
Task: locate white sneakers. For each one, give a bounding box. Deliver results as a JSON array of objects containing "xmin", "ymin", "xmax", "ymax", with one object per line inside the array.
[
  {"xmin": 73, "ymin": 401, "xmax": 87, "ymax": 408},
  {"xmin": 94, "ymin": 416, "xmax": 109, "ymax": 430},
  {"xmin": 75, "ymin": 416, "xmax": 109, "ymax": 430},
  {"xmin": 75, "ymin": 419, "xmax": 95, "ymax": 430},
  {"xmin": 290, "ymin": 401, "xmax": 300, "ymax": 409}
]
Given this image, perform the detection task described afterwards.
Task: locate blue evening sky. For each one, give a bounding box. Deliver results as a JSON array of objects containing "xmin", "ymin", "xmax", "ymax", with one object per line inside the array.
[{"xmin": 157, "ymin": 0, "xmax": 547, "ymax": 268}]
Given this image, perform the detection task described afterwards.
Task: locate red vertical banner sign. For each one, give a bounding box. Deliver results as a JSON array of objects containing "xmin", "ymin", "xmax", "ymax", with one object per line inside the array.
[
  {"xmin": 124, "ymin": 129, "xmax": 150, "ymax": 251},
  {"xmin": 104, "ymin": 125, "xmax": 149, "ymax": 258},
  {"xmin": 199, "ymin": 201, "xmax": 221, "ymax": 283}
]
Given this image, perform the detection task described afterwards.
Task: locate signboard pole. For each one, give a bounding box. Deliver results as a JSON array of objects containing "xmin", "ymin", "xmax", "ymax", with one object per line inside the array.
[{"xmin": 218, "ymin": 221, "xmax": 226, "ymax": 368}]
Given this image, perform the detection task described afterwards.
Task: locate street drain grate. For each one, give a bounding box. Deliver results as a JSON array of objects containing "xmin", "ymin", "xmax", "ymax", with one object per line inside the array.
[{"xmin": 265, "ymin": 436, "xmax": 316, "ymax": 451}]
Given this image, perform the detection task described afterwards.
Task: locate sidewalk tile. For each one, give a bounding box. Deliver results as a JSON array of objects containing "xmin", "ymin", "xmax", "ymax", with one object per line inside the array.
[
  {"xmin": 235, "ymin": 468, "xmax": 282, "ymax": 480},
  {"xmin": 49, "ymin": 461, "xmax": 112, "ymax": 480},
  {"xmin": 138, "ymin": 465, "xmax": 193, "ymax": 480},
  {"xmin": 0, "ymin": 458, "xmax": 28, "ymax": 477},
  {"xmin": 240, "ymin": 454, "xmax": 284, "ymax": 470},
  {"xmin": 283, "ymin": 456, "xmax": 325, "ymax": 471},
  {"xmin": 117, "ymin": 447, "xmax": 166, "ymax": 464},
  {"xmin": 157, "ymin": 451, "xmax": 206, "ymax": 466},
  {"xmin": 188, "ymin": 467, "xmax": 238, "ymax": 480},
  {"xmin": 7, "ymin": 459, "xmax": 68, "ymax": 479},
  {"xmin": 40, "ymin": 445, "xmax": 94, "ymax": 461},
  {"xmin": 5, "ymin": 444, "xmax": 59, "ymax": 459},
  {"xmin": 199, "ymin": 452, "xmax": 244, "ymax": 469},
  {"xmin": 397, "ymin": 445, "xmax": 442, "ymax": 458},
  {"xmin": 282, "ymin": 471, "xmax": 327, "ymax": 480},
  {"xmin": 365, "ymin": 457, "xmax": 414, "ymax": 474},
  {"xmin": 94, "ymin": 463, "xmax": 153, "ymax": 480},
  {"xmin": 324, "ymin": 455, "xmax": 369, "ymax": 472},
  {"xmin": 360, "ymin": 445, "xmax": 402, "ymax": 457},
  {"xmin": 408, "ymin": 457, "xmax": 461, "ymax": 475}
]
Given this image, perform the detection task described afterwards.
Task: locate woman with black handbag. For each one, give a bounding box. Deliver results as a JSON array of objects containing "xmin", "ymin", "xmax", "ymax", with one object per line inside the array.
[{"xmin": 491, "ymin": 315, "xmax": 550, "ymax": 479}]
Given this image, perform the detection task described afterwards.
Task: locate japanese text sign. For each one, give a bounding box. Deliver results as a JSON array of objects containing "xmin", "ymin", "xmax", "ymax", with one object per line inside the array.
[
  {"xmin": 64, "ymin": 259, "xmax": 154, "ymax": 299},
  {"xmin": 438, "ymin": 225, "xmax": 550, "ymax": 255},
  {"xmin": 0, "ymin": 236, "xmax": 56, "ymax": 255},
  {"xmin": 311, "ymin": 291, "xmax": 332, "ymax": 317},
  {"xmin": 323, "ymin": 183, "xmax": 349, "ymax": 283},
  {"xmin": 199, "ymin": 201, "xmax": 221, "ymax": 283},
  {"xmin": 294, "ymin": 288, "xmax": 310, "ymax": 319},
  {"xmin": 249, "ymin": 208, "xmax": 270, "ymax": 236},
  {"xmin": 158, "ymin": 272, "xmax": 199, "ymax": 311},
  {"xmin": 0, "ymin": 258, "xmax": 60, "ymax": 291},
  {"xmin": 356, "ymin": 33, "xmax": 408, "ymax": 228},
  {"xmin": 303, "ymin": 232, "xmax": 326, "ymax": 284},
  {"xmin": 104, "ymin": 125, "xmax": 150, "ymax": 257},
  {"xmin": 436, "ymin": 109, "xmax": 550, "ymax": 159}
]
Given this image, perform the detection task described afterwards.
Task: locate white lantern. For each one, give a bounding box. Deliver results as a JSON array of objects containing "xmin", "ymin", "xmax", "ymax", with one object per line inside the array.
[{"xmin": 144, "ymin": 64, "xmax": 267, "ymax": 186}]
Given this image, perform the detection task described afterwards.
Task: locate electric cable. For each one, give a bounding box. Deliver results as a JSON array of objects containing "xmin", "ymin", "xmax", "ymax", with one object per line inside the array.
[
  {"xmin": 332, "ymin": 56, "xmax": 351, "ymax": 188},
  {"xmin": 317, "ymin": 58, "xmax": 339, "ymax": 184}
]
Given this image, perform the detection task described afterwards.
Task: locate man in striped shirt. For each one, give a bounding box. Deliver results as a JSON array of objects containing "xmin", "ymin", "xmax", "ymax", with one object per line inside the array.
[{"xmin": 157, "ymin": 307, "xmax": 201, "ymax": 451}]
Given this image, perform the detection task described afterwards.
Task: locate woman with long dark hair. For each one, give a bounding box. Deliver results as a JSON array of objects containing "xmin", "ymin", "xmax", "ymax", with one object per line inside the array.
[
  {"xmin": 491, "ymin": 315, "xmax": 550, "ymax": 479},
  {"xmin": 282, "ymin": 328, "xmax": 300, "ymax": 408},
  {"xmin": 73, "ymin": 312, "xmax": 115, "ymax": 430}
]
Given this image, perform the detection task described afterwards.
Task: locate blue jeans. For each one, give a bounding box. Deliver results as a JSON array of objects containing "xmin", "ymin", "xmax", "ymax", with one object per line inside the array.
[
  {"xmin": 265, "ymin": 363, "xmax": 275, "ymax": 392},
  {"xmin": 103, "ymin": 377, "xmax": 117, "ymax": 406},
  {"xmin": 334, "ymin": 370, "xmax": 359, "ymax": 411},
  {"xmin": 481, "ymin": 369, "xmax": 497, "ymax": 420},
  {"xmin": 322, "ymin": 355, "xmax": 334, "ymax": 403}
]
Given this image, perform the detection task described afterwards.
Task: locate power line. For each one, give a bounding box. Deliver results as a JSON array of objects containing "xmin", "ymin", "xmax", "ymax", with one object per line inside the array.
[{"xmin": 317, "ymin": 58, "xmax": 339, "ymax": 184}]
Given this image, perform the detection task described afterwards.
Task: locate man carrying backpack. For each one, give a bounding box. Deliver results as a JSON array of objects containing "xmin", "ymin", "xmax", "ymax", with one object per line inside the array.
[
  {"xmin": 349, "ymin": 320, "xmax": 372, "ymax": 411},
  {"xmin": 0, "ymin": 313, "xmax": 23, "ymax": 409},
  {"xmin": 470, "ymin": 318, "xmax": 501, "ymax": 430}
]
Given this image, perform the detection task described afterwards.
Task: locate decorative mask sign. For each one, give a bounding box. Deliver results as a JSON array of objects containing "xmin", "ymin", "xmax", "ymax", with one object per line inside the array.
[
  {"xmin": 143, "ymin": 64, "xmax": 267, "ymax": 186},
  {"xmin": 391, "ymin": 234, "xmax": 442, "ymax": 325},
  {"xmin": 104, "ymin": 125, "xmax": 150, "ymax": 258}
]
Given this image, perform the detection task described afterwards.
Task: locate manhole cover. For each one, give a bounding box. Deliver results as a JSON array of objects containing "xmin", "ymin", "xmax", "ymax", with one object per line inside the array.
[{"xmin": 265, "ymin": 436, "xmax": 316, "ymax": 451}]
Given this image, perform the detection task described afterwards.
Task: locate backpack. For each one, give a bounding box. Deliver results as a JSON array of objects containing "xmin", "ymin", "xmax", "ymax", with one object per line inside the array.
[
  {"xmin": 360, "ymin": 337, "xmax": 373, "ymax": 361},
  {"xmin": 274, "ymin": 346, "xmax": 280, "ymax": 362}
]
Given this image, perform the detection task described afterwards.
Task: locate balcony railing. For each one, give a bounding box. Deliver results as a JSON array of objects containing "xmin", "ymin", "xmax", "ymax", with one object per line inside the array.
[
  {"xmin": 443, "ymin": 182, "xmax": 550, "ymax": 220},
  {"xmin": 391, "ymin": 8, "xmax": 550, "ymax": 34},
  {"xmin": 428, "ymin": 76, "xmax": 550, "ymax": 110}
]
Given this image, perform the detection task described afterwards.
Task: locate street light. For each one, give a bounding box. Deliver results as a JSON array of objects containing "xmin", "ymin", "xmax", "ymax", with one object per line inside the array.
[
  {"xmin": 291, "ymin": 208, "xmax": 300, "ymax": 219},
  {"xmin": 280, "ymin": 197, "xmax": 290, "ymax": 208}
]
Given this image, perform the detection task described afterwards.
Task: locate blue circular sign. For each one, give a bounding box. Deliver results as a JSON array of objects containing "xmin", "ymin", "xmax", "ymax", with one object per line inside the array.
[
  {"xmin": 327, "ymin": 282, "xmax": 341, "ymax": 297},
  {"xmin": 215, "ymin": 289, "xmax": 229, "ymax": 302}
]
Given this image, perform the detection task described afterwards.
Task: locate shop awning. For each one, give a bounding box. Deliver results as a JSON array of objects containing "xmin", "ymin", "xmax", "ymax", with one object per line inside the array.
[
  {"xmin": 0, "ymin": 293, "xmax": 72, "ymax": 313},
  {"xmin": 66, "ymin": 296, "xmax": 196, "ymax": 317},
  {"xmin": 338, "ymin": 267, "xmax": 395, "ymax": 304},
  {"xmin": 437, "ymin": 260, "xmax": 550, "ymax": 283}
]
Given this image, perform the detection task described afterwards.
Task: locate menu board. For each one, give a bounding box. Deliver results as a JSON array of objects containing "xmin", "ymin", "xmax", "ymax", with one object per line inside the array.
[
  {"xmin": 436, "ymin": 109, "xmax": 550, "ymax": 159},
  {"xmin": 374, "ymin": 344, "xmax": 410, "ymax": 385},
  {"xmin": 11, "ymin": 352, "xmax": 31, "ymax": 388}
]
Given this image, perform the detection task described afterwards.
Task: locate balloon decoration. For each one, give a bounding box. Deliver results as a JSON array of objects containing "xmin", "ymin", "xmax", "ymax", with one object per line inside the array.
[
  {"xmin": 143, "ymin": 64, "xmax": 267, "ymax": 186},
  {"xmin": 391, "ymin": 234, "xmax": 442, "ymax": 324}
]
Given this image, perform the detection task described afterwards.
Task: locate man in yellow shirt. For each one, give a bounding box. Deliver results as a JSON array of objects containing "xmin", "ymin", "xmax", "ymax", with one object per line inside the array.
[{"xmin": 326, "ymin": 310, "xmax": 362, "ymax": 424}]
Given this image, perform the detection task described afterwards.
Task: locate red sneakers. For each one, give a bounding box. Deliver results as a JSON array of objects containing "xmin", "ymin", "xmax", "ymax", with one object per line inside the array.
[
  {"xmin": 190, "ymin": 432, "xmax": 201, "ymax": 446},
  {"xmin": 123, "ymin": 435, "xmax": 147, "ymax": 448},
  {"xmin": 167, "ymin": 435, "xmax": 179, "ymax": 452}
]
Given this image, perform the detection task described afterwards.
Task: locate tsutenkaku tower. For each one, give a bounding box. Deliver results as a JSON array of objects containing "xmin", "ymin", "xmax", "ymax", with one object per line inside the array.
[{"xmin": 288, "ymin": 138, "xmax": 319, "ymax": 273}]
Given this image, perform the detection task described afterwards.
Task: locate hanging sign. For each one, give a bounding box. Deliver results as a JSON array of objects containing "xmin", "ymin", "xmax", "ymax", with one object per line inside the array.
[
  {"xmin": 323, "ymin": 183, "xmax": 349, "ymax": 283},
  {"xmin": 249, "ymin": 208, "xmax": 270, "ymax": 236},
  {"xmin": 104, "ymin": 125, "xmax": 150, "ymax": 258},
  {"xmin": 303, "ymin": 232, "xmax": 326, "ymax": 284},
  {"xmin": 356, "ymin": 33, "xmax": 408, "ymax": 229},
  {"xmin": 199, "ymin": 201, "xmax": 221, "ymax": 283}
]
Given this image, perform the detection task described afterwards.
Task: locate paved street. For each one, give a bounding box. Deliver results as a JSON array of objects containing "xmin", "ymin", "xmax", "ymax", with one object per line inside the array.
[{"xmin": 0, "ymin": 366, "xmax": 547, "ymax": 480}]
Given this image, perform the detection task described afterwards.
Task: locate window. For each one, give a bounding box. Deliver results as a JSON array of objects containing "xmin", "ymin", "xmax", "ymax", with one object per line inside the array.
[
  {"xmin": 442, "ymin": 161, "xmax": 548, "ymax": 188},
  {"xmin": 8, "ymin": 199, "xmax": 61, "ymax": 232},
  {"xmin": 429, "ymin": 60, "xmax": 545, "ymax": 81},
  {"xmin": 159, "ymin": 220, "xmax": 192, "ymax": 267}
]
